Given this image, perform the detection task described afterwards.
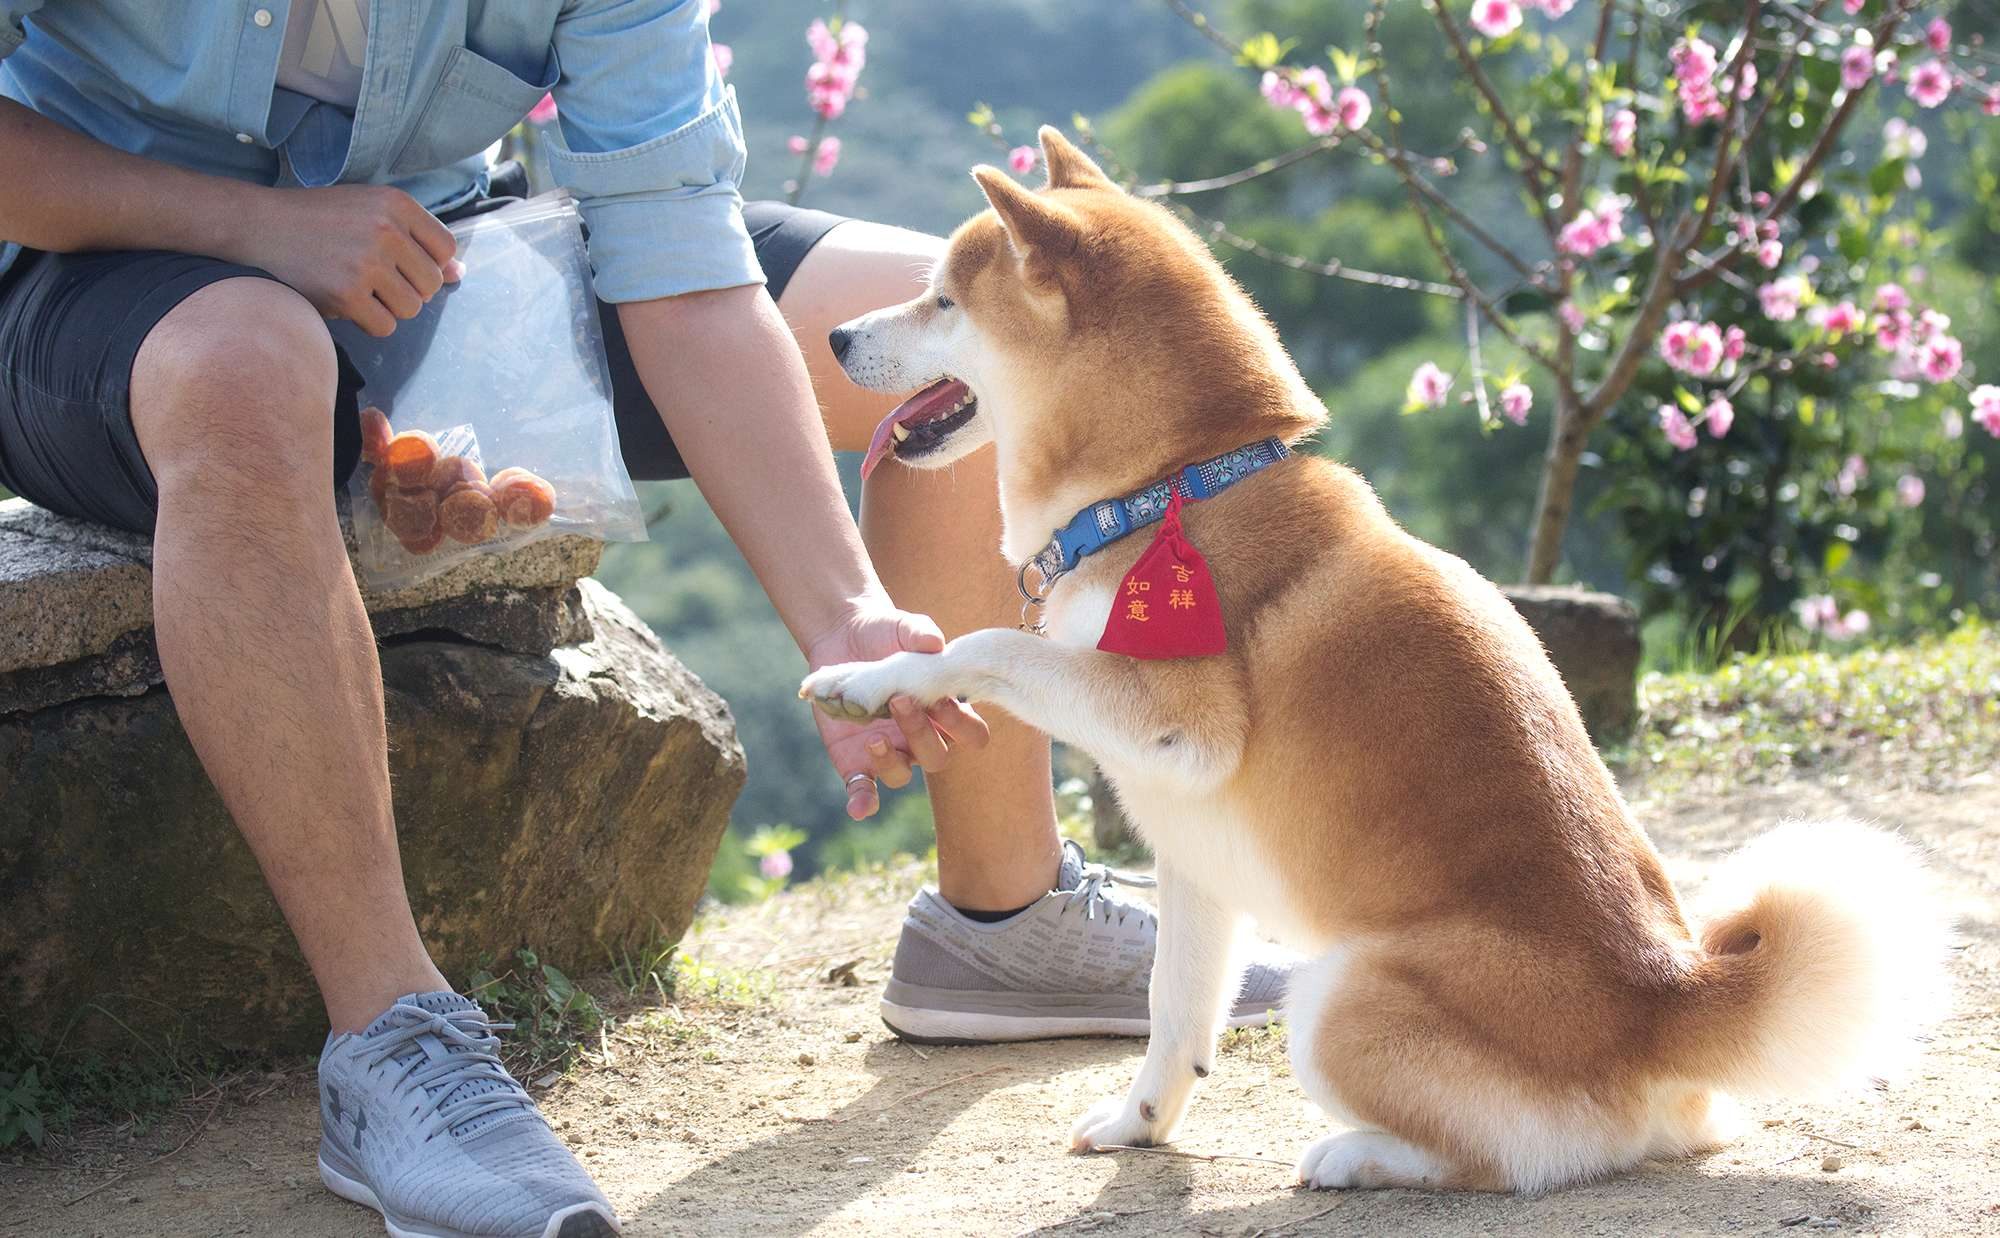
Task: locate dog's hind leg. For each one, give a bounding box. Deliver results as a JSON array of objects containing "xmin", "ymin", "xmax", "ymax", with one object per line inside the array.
[
  {"xmin": 1286, "ymin": 946, "xmax": 1648, "ymax": 1193},
  {"xmin": 1070, "ymin": 863, "xmax": 1242, "ymax": 1151}
]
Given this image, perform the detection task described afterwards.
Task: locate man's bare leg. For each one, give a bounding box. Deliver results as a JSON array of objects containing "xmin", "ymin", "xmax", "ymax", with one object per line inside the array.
[
  {"xmin": 777, "ymin": 222, "xmax": 1062, "ymax": 912},
  {"xmin": 130, "ymin": 278, "xmax": 446, "ymax": 1034}
]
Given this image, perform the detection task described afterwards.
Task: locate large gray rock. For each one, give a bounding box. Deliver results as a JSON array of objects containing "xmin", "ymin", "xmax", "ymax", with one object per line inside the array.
[
  {"xmin": 1501, "ymin": 584, "xmax": 1642, "ymax": 742},
  {"xmin": 0, "ymin": 501, "xmax": 744, "ymax": 1051}
]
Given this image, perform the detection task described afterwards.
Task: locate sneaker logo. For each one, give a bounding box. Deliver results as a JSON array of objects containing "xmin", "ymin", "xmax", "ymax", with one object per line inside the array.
[{"xmin": 325, "ymin": 1086, "xmax": 369, "ymax": 1150}]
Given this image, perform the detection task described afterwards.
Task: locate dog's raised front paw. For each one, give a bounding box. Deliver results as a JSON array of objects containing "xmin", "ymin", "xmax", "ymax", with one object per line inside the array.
[
  {"xmin": 1069, "ymin": 1094, "xmax": 1173, "ymax": 1153},
  {"xmin": 798, "ymin": 652, "xmax": 938, "ymax": 722}
]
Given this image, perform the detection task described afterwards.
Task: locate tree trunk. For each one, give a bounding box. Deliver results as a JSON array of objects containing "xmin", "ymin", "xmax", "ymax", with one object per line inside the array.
[{"xmin": 1525, "ymin": 394, "xmax": 1592, "ymax": 583}]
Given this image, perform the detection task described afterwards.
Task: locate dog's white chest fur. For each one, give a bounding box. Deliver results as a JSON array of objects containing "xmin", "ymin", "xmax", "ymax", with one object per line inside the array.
[{"xmin": 1044, "ymin": 581, "xmax": 1315, "ymax": 948}]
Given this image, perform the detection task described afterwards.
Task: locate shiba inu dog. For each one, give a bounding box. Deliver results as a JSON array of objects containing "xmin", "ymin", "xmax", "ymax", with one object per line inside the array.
[{"xmin": 800, "ymin": 128, "xmax": 1952, "ymax": 1192}]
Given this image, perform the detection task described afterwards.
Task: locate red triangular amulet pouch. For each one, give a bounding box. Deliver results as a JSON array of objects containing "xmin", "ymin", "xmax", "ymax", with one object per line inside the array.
[{"xmin": 1096, "ymin": 489, "xmax": 1226, "ymax": 659}]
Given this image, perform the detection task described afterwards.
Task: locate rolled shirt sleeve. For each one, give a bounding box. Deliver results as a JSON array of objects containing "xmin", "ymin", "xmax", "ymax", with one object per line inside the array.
[
  {"xmin": 546, "ymin": 0, "xmax": 763, "ymax": 304},
  {"xmin": 0, "ymin": 0, "xmax": 43, "ymax": 59}
]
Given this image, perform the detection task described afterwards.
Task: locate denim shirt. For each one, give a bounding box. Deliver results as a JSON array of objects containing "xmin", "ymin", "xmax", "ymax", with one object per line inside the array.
[{"xmin": 0, "ymin": 0, "xmax": 761, "ymax": 303}]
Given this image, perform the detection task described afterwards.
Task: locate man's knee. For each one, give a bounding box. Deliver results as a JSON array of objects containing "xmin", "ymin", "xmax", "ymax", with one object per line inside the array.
[{"xmin": 132, "ymin": 277, "xmax": 339, "ymax": 497}]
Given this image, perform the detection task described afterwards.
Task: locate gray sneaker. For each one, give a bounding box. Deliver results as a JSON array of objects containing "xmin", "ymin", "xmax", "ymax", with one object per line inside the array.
[
  {"xmin": 317, "ymin": 991, "xmax": 618, "ymax": 1238},
  {"xmin": 881, "ymin": 840, "xmax": 1291, "ymax": 1043}
]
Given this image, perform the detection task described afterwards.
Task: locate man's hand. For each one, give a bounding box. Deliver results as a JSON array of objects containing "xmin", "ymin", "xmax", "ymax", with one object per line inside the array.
[
  {"xmin": 805, "ymin": 603, "xmax": 990, "ymax": 820},
  {"xmin": 233, "ymin": 185, "xmax": 463, "ymax": 338}
]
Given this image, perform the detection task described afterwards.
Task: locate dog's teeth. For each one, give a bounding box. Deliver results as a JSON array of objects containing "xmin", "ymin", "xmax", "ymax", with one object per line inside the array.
[{"xmin": 891, "ymin": 423, "xmax": 911, "ymax": 442}]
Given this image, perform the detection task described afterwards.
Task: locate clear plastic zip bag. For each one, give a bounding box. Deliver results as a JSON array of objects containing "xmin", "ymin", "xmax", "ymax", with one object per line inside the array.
[{"xmin": 335, "ymin": 191, "xmax": 645, "ymax": 589}]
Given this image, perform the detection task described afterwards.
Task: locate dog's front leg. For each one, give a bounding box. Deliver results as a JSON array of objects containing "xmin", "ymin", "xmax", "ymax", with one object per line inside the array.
[
  {"xmin": 800, "ymin": 627, "xmax": 1244, "ymax": 785},
  {"xmin": 1071, "ymin": 863, "xmax": 1242, "ymax": 1151}
]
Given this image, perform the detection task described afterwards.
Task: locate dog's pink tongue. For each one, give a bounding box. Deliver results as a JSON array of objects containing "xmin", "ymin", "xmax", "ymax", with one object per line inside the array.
[
  {"xmin": 859, "ymin": 378, "xmax": 967, "ymax": 480},
  {"xmin": 860, "ymin": 409, "xmax": 905, "ymax": 481}
]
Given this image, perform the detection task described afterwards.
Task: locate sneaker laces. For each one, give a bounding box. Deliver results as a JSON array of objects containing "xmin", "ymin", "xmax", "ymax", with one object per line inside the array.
[
  {"xmin": 363, "ymin": 1005, "xmax": 534, "ymax": 1142},
  {"xmin": 1060, "ymin": 842, "xmax": 1158, "ymax": 930}
]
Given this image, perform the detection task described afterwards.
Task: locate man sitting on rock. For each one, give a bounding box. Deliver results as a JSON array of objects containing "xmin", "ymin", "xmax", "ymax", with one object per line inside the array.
[{"xmin": 0, "ymin": 4, "xmax": 1283, "ymax": 1234}]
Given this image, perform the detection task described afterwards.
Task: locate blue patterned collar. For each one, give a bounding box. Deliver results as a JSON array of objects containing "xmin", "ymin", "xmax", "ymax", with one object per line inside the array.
[{"xmin": 1016, "ymin": 437, "xmax": 1292, "ymax": 624}]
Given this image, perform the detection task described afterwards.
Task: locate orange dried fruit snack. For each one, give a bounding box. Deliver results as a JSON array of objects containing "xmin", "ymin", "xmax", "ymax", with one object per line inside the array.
[
  {"xmin": 359, "ymin": 406, "xmax": 393, "ymax": 466},
  {"xmin": 395, "ymin": 525, "xmax": 445, "ymax": 555},
  {"xmin": 380, "ymin": 484, "xmax": 439, "ymax": 542},
  {"xmin": 428, "ymin": 454, "xmax": 487, "ymax": 496},
  {"xmin": 439, "ymin": 485, "xmax": 499, "ymax": 544},
  {"xmin": 489, "ymin": 468, "xmax": 556, "ymax": 528},
  {"xmin": 383, "ymin": 430, "xmax": 440, "ymax": 488}
]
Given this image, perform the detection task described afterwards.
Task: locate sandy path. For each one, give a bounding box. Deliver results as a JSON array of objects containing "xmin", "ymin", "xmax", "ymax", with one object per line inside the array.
[{"xmin": 7, "ymin": 775, "xmax": 1998, "ymax": 1237}]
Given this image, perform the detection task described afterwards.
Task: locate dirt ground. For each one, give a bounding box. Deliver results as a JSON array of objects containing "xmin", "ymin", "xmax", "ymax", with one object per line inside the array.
[{"xmin": 6, "ymin": 771, "xmax": 1998, "ymax": 1238}]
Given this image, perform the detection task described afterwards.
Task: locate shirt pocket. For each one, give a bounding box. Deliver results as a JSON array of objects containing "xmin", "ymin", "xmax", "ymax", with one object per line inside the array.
[{"xmin": 387, "ymin": 44, "xmax": 557, "ymax": 177}]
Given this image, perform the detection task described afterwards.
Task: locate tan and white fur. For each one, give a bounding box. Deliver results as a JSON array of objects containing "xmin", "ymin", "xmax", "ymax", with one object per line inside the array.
[{"xmin": 802, "ymin": 128, "xmax": 1954, "ymax": 1192}]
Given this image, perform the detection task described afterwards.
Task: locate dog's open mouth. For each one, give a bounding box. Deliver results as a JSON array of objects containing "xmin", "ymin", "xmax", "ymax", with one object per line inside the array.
[{"xmin": 860, "ymin": 377, "xmax": 979, "ymax": 480}]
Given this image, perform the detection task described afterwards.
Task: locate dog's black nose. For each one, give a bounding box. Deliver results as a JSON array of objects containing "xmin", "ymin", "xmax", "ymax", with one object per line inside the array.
[{"xmin": 828, "ymin": 326, "xmax": 853, "ymax": 361}]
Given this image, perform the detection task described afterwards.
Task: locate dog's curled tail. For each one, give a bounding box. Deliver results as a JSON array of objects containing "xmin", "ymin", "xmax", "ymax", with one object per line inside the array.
[{"xmin": 1665, "ymin": 817, "xmax": 1954, "ymax": 1099}]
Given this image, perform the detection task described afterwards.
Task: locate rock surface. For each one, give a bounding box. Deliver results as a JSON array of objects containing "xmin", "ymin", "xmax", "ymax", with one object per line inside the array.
[
  {"xmin": 1500, "ymin": 584, "xmax": 1643, "ymax": 742},
  {"xmin": 0, "ymin": 499, "xmax": 744, "ymax": 1051}
]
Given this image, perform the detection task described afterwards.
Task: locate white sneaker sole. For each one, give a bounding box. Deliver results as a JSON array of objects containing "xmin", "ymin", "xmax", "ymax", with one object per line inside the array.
[
  {"xmin": 880, "ymin": 998, "xmax": 1277, "ymax": 1045},
  {"xmin": 319, "ymin": 1157, "xmax": 620, "ymax": 1238}
]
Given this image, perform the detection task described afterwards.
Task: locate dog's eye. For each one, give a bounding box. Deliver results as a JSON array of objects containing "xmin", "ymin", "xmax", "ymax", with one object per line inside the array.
[{"xmin": 936, "ymin": 295, "xmax": 955, "ymax": 311}]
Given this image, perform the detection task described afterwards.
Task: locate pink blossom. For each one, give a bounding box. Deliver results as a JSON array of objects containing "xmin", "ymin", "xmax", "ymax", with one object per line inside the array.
[
  {"xmin": 711, "ymin": 43, "xmax": 732, "ymax": 77},
  {"xmin": 1336, "ymin": 87, "xmax": 1372, "ymax": 131},
  {"xmin": 1758, "ymin": 275, "xmax": 1807, "ymax": 322},
  {"xmin": 1499, "ymin": 383, "xmax": 1532, "ymax": 425},
  {"xmin": 1684, "ymin": 322, "xmax": 1724, "ymax": 375},
  {"xmin": 1559, "ymin": 300, "xmax": 1586, "ymax": 333},
  {"xmin": 1842, "ymin": 0, "xmax": 1862, "ymax": 11},
  {"xmin": 1897, "ymin": 474, "xmax": 1926, "ymax": 507},
  {"xmin": 1723, "ymin": 325, "xmax": 1747, "ymax": 361},
  {"xmin": 1801, "ymin": 595, "xmax": 1869, "ymax": 640},
  {"xmin": 1658, "ymin": 404, "xmax": 1699, "ymax": 451},
  {"xmin": 1670, "ymin": 37, "xmax": 1727, "ymax": 123},
  {"xmin": 1470, "ymin": 0, "xmax": 1522, "ymax": 39},
  {"xmin": 1872, "ymin": 308, "xmax": 1913, "ymax": 352},
  {"xmin": 526, "ymin": 93, "xmax": 558, "ymax": 125},
  {"xmin": 1756, "ymin": 239, "xmax": 1783, "ymax": 269},
  {"xmin": 1797, "ymin": 594, "xmax": 1841, "ymax": 633},
  {"xmin": 1841, "ymin": 44, "xmax": 1873, "ymax": 91},
  {"xmin": 1814, "ymin": 300, "xmax": 1864, "ymax": 336},
  {"xmin": 759, "ymin": 850, "xmax": 793, "ymax": 880},
  {"xmin": 1942, "ymin": 407, "xmax": 1966, "ymax": 439},
  {"xmin": 787, "ymin": 133, "xmax": 808, "ymax": 154},
  {"xmin": 805, "ymin": 18, "xmax": 867, "ymax": 119},
  {"xmin": 1008, "ymin": 145, "xmax": 1038, "ymax": 175},
  {"xmin": 1557, "ymin": 198, "xmax": 1625, "ymax": 257},
  {"xmin": 1916, "ymin": 308, "xmax": 1951, "ymax": 341},
  {"xmin": 1260, "ymin": 70, "xmax": 1299, "ymax": 110},
  {"xmin": 1873, "ymin": 283, "xmax": 1909, "ymax": 311},
  {"xmin": 1985, "ymin": 89, "xmax": 2000, "ymax": 117},
  {"xmin": 1919, "ymin": 334, "xmax": 1963, "ymax": 383},
  {"xmin": 1523, "ymin": 0, "xmax": 1576, "ymax": 13},
  {"xmin": 1971, "ymin": 385, "xmax": 2000, "ymax": 436},
  {"xmin": 1408, "ymin": 361, "xmax": 1452, "ymax": 409},
  {"xmin": 1906, "ymin": 60, "xmax": 1952, "ymax": 109},
  {"xmin": 1926, "ymin": 17, "xmax": 1952, "ymax": 53},
  {"xmin": 1836, "ymin": 453, "xmax": 1868, "ymax": 497},
  {"xmin": 1877, "ymin": 49, "xmax": 1900, "ymax": 82},
  {"xmin": 1703, "ymin": 395, "xmax": 1735, "ymax": 439},
  {"xmin": 813, "ymin": 135, "xmax": 842, "ymax": 176},
  {"xmin": 707, "ymin": 0, "xmax": 720, "ymax": 14},
  {"xmin": 1608, "ymin": 108, "xmax": 1636, "ymax": 157}
]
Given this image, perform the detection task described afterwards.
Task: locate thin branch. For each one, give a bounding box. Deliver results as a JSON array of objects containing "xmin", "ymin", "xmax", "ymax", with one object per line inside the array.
[
  {"xmin": 1466, "ymin": 301, "xmax": 1496, "ymax": 426},
  {"xmin": 1133, "ymin": 136, "xmax": 1344, "ymax": 197},
  {"xmin": 1676, "ymin": 0, "xmax": 1764, "ymax": 257},
  {"xmin": 1368, "ymin": 2, "xmax": 1563, "ymax": 372},
  {"xmin": 1159, "ymin": 0, "xmax": 1245, "ymax": 58},
  {"xmin": 1423, "ymin": 0, "xmax": 1561, "ymax": 195},
  {"xmin": 1094, "ymin": 1143, "xmax": 1296, "ymax": 1168},
  {"xmin": 1173, "ymin": 203, "xmax": 1466, "ymax": 297},
  {"xmin": 1739, "ymin": 0, "xmax": 1835, "ymax": 154},
  {"xmin": 1676, "ymin": 0, "xmax": 1916, "ymax": 296},
  {"xmin": 1395, "ymin": 156, "xmax": 1546, "ymax": 283}
]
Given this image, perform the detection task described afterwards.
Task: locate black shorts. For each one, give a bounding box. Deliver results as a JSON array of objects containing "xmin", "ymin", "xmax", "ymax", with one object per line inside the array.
[{"xmin": 0, "ymin": 199, "xmax": 850, "ymax": 533}]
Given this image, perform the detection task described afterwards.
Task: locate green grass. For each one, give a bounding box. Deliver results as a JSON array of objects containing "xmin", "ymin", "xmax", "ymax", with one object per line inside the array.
[
  {"xmin": 0, "ymin": 1019, "xmax": 237, "ymax": 1154},
  {"xmin": 1632, "ymin": 620, "xmax": 2000, "ymax": 791}
]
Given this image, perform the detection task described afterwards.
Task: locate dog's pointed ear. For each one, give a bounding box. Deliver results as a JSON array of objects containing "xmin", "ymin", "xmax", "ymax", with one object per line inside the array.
[
  {"xmin": 972, "ymin": 165, "xmax": 1080, "ymax": 275},
  {"xmin": 1039, "ymin": 126, "xmax": 1114, "ymax": 191}
]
